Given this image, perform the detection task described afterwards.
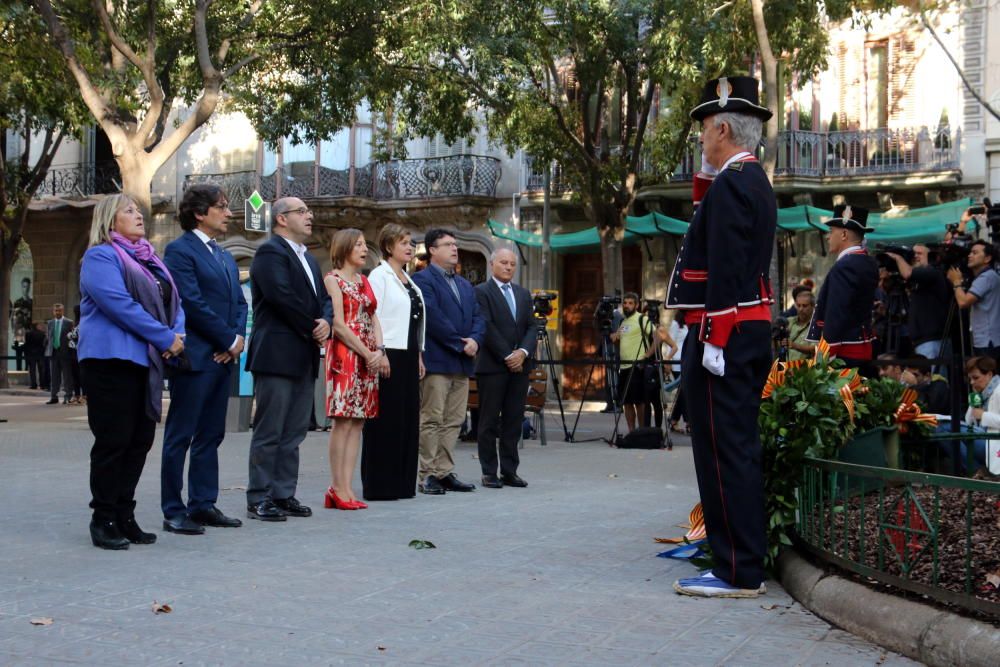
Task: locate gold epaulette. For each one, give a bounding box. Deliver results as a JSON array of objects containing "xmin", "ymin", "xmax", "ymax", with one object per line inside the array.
[{"xmin": 727, "ymin": 161, "xmax": 744, "ymax": 172}]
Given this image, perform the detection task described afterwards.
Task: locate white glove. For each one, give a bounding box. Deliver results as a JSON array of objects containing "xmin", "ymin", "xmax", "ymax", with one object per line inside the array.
[
  {"xmin": 700, "ymin": 151, "xmax": 719, "ymax": 177},
  {"xmin": 702, "ymin": 342, "xmax": 725, "ymax": 376}
]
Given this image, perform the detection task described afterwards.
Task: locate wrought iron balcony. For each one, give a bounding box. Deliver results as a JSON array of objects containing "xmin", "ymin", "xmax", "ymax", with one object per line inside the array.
[
  {"xmin": 775, "ymin": 126, "xmax": 959, "ymax": 177},
  {"xmin": 522, "ymin": 156, "xmax": 574, "ymax": 195},
  {"xmin": 184, "ymin": 154, "xmax": 502, "ymax": 202},
  {"xmin": 32, "ymin": 160, "xmax": 121, "ymax": 197},
  {"xmin": 656, "ymin": 126, "xmax": 959, "ymax": 182}
]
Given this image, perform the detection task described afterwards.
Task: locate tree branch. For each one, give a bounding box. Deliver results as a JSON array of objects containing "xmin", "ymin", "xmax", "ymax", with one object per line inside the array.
[
  {"xmin": 921, "ymin": 11, "xmax": 1000, "ymax": 123},
  {"xmin": 91, "ymin": 0, "xmax": 145, "ymax": 72},
  {"xmin": 629, "ymin": 79, "xmax": 656, "ymax": 175},
  {"xmin": 217, "ymin": 0, "xmax": 263, "ymax": 66},
  {"xmin": 194, "ymin": 0, "xmax": 221, "ymax": 81},
  {"xmin": 527, "ymin": 65, "xmax": 591, "ymax": 165},
  {"xmin": 750, "ymin": 0, "xmax": 778, "ymax": 182}
]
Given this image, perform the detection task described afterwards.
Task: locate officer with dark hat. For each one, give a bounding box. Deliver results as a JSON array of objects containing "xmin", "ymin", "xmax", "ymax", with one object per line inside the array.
[
  {"xmin": 806, "ymin": 204, "xmax": 879, "ymax": 373},
  {"xmin": 667, "ymin": 75, "xmax": 775, "ymax": 599}
]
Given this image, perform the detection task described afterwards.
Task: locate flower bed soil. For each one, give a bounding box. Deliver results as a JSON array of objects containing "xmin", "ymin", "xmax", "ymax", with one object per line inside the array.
[{"xmin": 800, "ymin": 476, "xmax": 1000, "ymax": 606}]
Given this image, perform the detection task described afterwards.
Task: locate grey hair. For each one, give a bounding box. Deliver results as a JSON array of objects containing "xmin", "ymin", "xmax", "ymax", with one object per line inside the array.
[
  {"xmin": 489, "ymin": 246, "xmax": 517, "ymax": 264},
  {"xmin": 712, "ymin": 112, "xmax": 763, "ymax": 152}
]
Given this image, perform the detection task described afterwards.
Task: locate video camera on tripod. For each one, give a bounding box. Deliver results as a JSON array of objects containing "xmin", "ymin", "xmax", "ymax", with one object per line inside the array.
[
  {"xmin": 532, "ymin": 291, "xmax": 556, "ymax": 325},
  {"xmin": 594, "ymin": 295, "xmax": 622, "ymax": 333},
  {"xmin": 642, "ymin": 298, "xmax": 662, "ymax": 326}
]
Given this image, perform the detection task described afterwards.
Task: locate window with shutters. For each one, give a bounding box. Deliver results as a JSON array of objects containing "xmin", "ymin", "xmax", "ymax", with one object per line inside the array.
[
  {"xmin": 888, "ymin": 34, "xmax": 918, "ymax": 128},
  {"xmin": 866, "ymin": 40, "xmax": 889, "ymax": 129}
]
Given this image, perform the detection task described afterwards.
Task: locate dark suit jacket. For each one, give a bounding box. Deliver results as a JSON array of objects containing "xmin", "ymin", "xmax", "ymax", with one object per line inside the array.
[
  {"xmin": 411, "ymin": 264, "xmax": 485, "ymax": 376},
  {"xmin": 163, "ymin": 231, "xmax": 249, "ymax": 372},
  {"xmin": 45, "ymin": 317, "xmax": 73, "ymax": 357},
  {"xmin": 23, "ymin": 328, "xmax": 45, "ymax": 360},
  {"xmin": 244, "ymin": 235, "xmax": 332, "ymax": 378},
  {"xmin": 474, "ymin": 279, "xmax": 538, "ymax": 375}
]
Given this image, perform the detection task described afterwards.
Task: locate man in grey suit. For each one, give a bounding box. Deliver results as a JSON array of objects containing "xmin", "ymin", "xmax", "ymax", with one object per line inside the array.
[
  {"xmin": 45, "ymin": 303, "xmax": 74, "ymax": 405},
  {"xmin": 474, "ymin": 248, "xmax": 537, "ymax": 488},
  {"xmin": 243, "ymin": 197, "xmax": 332, "ymax": 521}
]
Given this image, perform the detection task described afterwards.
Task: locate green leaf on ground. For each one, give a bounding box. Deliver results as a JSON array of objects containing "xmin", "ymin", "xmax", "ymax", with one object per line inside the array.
[{"xmin": 408, "ymin": 539, "xmax": 436, "ymax": 550}]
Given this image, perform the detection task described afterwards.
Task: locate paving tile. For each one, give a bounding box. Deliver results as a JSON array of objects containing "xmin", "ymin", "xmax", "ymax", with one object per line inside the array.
[{"xmin": 0, "ymin": 414, "xmax": 918, "ymax": 665}]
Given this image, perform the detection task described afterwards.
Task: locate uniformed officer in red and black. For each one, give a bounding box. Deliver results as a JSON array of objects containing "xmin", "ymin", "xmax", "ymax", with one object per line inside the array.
[
  {"xmin": 667, "ymin": 76, "xmax": 775, "ymax": 598},
  {"xmin": 806, "ymin": 205, "xmax": 879, "ymax": 374}
]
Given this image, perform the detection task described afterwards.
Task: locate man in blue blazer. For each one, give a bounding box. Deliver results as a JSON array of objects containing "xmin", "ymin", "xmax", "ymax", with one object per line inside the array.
[
  {"xmin": 411, "ymin": 229, "xmax": 485, "ymax": 494},
  {"xmin": 161, "ymin": 184, "xmax": 248, "ymax": 535},
  {"xmin": 244, "ymin": 197, "xmax": 332, "ymax": 521}
]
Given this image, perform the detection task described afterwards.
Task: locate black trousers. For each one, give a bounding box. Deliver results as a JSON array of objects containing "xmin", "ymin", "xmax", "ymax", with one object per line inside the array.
[
  {"xmin": 49, "ymin": 352, "xmax": 73, "ymax": 400},
  {"xmin": 681, "ymin": 322, "xmax": 771, "ymax": 589},
  {"xmin": 476, "ymin": 370, "xmax": 531, "ymax": 477},
  {"xmin": 362, "ymin": 347, "xmax": 420, "ymax": 500},
  {"xmin": 25, "ymin": 356, "xmax": 43, "ymax": 388},
  {"xmin": 83, "ymin": 359, "xmax": 156, "ymax": 523}
]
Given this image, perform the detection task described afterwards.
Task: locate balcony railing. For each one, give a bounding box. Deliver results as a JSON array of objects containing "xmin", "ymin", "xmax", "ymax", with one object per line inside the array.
[
  {"xmin": 185, "ymin": 154, "xmax": 502, "ymax": 202},
  {"xmin": 32, "ymin": 160, "xmax": 121, "ymax": 198},
  {"xmin": 775, "ymin": 126, "xmax": 959, "ymax": 177},
  {"xmin": 523, "ymin": 156, "xmax": 573, "ymax": 195}
]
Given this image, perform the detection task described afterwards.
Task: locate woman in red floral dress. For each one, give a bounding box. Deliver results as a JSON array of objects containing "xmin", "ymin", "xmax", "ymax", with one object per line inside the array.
[{"xmin": 323, "ymin": 228, "xmax": 387, "ymax": 510}]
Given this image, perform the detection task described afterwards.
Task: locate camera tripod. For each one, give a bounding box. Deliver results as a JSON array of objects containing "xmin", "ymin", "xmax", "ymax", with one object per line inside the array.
[
  {"xmin": 602, "ymin": 316, "xmax": 674, "ymax": 449},
  {"xmin": 532, "ymin": 316, "xmax": 573, "ymax": 443}
]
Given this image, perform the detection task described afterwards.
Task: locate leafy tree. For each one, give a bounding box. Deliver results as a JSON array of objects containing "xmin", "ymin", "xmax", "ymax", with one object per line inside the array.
[
  {"xmin": 0, "ymin": 5, "xmax": 90, "ymax": 387},
  {"xmin": 375, "ymin": 0, "xmax": 894, "ymax": 294},
  {"xmin": 27, "ymin": 0, "xmax": 393, "ymax": 215}
]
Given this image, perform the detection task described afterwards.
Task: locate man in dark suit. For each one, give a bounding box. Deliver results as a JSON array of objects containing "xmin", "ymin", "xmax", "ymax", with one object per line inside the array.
[
  {"xmin": 411, "ymin": 228, "xmax": 485, "ymax": 495},
  {"xmin": 807, "ymin": 205, "xmax": 880, "ymax": 376},
  {"xmin": 160, "ymin": 184, "xmax": 249, "ymax": 535},
  {"xmin": 45, "ymin": 303, "xmax": 73, "ymax": 404},
  {"xmin": 667, "ymin": 76, "xmax": 775, "ymax": 599},
  {"xmin": 244, "ymin": 197, "xmax": 332, "ymax": 521},
  {"xmin": 475, "ymin": 248, "xmax": 537, "ymax": 488}
]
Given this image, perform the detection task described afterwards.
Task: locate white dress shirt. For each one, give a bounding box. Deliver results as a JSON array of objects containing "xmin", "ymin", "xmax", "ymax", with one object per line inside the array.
[{"xmin": 279, "ymin": 236, "xmax": 317, "ymax": 294}]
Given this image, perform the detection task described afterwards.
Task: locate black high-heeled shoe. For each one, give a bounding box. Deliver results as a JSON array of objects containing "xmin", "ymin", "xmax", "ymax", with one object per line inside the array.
[{"xmin": 90, "ymin": 519, "xmax": 130, "ymax": 550}]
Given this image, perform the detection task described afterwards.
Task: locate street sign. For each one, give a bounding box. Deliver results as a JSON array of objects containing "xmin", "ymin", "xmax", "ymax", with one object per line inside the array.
[{"xmin": 245, "ymin": 190, "xmax": 270, "ymax": 233}]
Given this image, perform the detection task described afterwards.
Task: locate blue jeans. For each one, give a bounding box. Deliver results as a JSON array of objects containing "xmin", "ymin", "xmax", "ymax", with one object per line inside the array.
[{"xmin": 934, "ymin": 422, "xmax": 986, "ymax": 473}]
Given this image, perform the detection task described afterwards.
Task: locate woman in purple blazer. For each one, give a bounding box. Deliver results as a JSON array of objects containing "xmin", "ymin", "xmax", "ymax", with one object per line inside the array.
[{"xmin": 79, "ymin": 194, "xmax": 186, "ymax": 550}]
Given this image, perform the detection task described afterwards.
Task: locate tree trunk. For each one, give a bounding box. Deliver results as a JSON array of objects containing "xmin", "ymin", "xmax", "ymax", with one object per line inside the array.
[
  {"xmin": 0, "ymin": 241, "xmax": 17, "ymax": 388},
  {"xmin": 750, "ymin": 0, "xmax": 778, "ymax": 182},
  {"xmin": 596, "ymin": 203, "xmax": 625, "ymax": 297},
  {"xmin": 117, "ymin": 155, "xmax": 155, "ymax": 218}
]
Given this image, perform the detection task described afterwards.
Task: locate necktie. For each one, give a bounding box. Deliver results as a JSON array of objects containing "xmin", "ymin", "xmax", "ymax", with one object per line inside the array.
[
  {"xmin": 53, "ymin": 319, "xmax": 61, "ymax": 349},
  {"xmin": 501, "ymin": 283, "xmax": 516, "ymax": 318},
  {"xmin": 208, "ymin": 240, "xmax": 230, "ymax": 284},
  {"xmin": 444, "ymin": 271, "xmax": 460, "ymax": 301}
]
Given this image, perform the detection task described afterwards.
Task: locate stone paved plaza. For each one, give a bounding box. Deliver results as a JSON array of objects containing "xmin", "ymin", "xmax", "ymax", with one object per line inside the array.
[{"xmin": 0, "ymin": 395, "xmax": 919, "ymax": 666}]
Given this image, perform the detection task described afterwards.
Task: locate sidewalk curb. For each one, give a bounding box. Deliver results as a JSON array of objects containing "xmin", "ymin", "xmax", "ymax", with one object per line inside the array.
[{"xmin": 778, "ymin": 550, "xmax": 1000, "ymax": 666}]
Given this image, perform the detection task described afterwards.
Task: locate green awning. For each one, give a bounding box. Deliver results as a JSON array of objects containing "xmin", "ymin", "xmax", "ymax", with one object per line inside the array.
[{"xmin": 488, "ymin": 198, "xmax": 977, "ymax": 251}]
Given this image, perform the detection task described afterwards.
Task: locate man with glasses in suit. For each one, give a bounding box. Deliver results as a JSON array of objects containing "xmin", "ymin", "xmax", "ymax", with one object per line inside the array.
[{"xmin": 411, "ymin": 228, "xmax": 485, "ymax": 495}]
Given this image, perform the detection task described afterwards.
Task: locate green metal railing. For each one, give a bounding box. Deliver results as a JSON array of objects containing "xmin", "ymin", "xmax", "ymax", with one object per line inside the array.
[{"xmin": 794, "ymin": 457, "xmax": 1000, "ymax": 618}]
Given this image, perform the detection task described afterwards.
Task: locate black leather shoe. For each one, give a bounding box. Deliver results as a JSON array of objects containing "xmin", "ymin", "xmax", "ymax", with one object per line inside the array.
[
  {"xmin": 481, "ymin": 474, "xmax": 503, "ymax": 489},
  {"xmin": 419, "ymin": 476, "xmax": 446, "ymax": 495},
  {"xmin": 190, "ymin": 507, "xmax": 243, "ymax": 527},
  {"xmin": 439, "ymin": 473, "xmax": 475, "ymax": 492},
  {"xmin": 90, "ymin": 519, "xmax": 129, "ymax": 550},
  {"xmin": 117, "ymin": 517, "xmax": 157, "ymax": 544},
  {"xmin": 273, "ymin": 497, "xmax": 312, "ymax": 517},
  {"xmin": 247, "ymin": 500, "xmax": 287, "ymax": 521},
  {"xmin": 45, "ymin": 398, "xmax": 58, "ymax": 405},
  {"xmin": 501, "ymin": 473, "xmax": 528, "ymax": 488},
  {"xmin": 163, "ymin": 515, "xmax": 205, "ymax": 535}
]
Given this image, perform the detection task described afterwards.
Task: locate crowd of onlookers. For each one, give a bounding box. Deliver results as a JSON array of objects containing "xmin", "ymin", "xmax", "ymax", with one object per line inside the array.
[{"xmin": 14, "ymin": 303, "xmax": 85, "ymax": 405}]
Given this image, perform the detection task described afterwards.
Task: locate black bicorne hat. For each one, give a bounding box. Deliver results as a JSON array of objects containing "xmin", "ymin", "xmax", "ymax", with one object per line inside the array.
[
  {"xmin": 825, "ymin": 204, "xmax": 873, "ymax": 234},
  {"xmin": 690, "ymin": 76, "xmax": 773, "ymax": 122}
]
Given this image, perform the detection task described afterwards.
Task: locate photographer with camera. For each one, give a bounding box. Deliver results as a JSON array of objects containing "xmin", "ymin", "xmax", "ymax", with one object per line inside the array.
[
  {"xmin": 884, "ymin": 243, "xmax": 952, "ymax": 364},
  {"xmin": 608, "ymin": 293, "xmax": 656, "ymax": 433},
  {"xmin": 949, "ymin": 239, "xmax": 1000, "ymax": 362}
]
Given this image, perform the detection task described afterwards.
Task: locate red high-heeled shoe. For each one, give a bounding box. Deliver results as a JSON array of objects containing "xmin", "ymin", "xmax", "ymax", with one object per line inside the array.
[
  {"xmin": 351, "ymin": 499, "xmax": 368, "ymax": 509},
  {"xmin": 324, "ymin": 487, "xmax": 357, "ymax": 510}
]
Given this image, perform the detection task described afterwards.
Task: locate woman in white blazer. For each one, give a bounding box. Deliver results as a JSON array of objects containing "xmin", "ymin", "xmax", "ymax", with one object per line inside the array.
[{"xmin": 361, "ymin": 223, "xmax": 427, "ymax": 499}]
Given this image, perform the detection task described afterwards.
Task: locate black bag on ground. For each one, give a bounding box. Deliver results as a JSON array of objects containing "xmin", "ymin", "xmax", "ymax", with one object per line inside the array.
[{"xmin": 616, "ymin": 427, "xmax": 664, "ymax": 449}]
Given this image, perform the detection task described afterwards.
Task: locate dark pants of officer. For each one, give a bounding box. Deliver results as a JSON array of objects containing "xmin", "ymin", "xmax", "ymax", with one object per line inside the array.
[{"xmin": 681, "ymin": 321, "xmax": 771, "ymax": 589}]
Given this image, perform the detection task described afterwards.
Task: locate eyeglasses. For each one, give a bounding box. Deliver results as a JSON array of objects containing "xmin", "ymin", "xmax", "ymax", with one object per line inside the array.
[
  {"xmin": 211, "ymin": 202, "xmax": 231, "ymax": 210},
  {"xmin": 286, "ymin": 207, "xmax": 310, "ymax": 215},
  {"xmin": 432, "ymin": 241, "xmax": 458, "ymax": 248}
]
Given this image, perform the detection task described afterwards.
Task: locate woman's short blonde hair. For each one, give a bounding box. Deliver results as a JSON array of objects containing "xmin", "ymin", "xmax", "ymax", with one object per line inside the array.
[
  {"xmin": 88, "ymin": 194, "xmax": 134, "ymax": 247},
  {"xmin": 377, "ymin": 223, "xmax": 411, "ymax": 259},
  {"xmin": 329, "ymin": 228, "xmax": 365, "ymax": 269}
]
